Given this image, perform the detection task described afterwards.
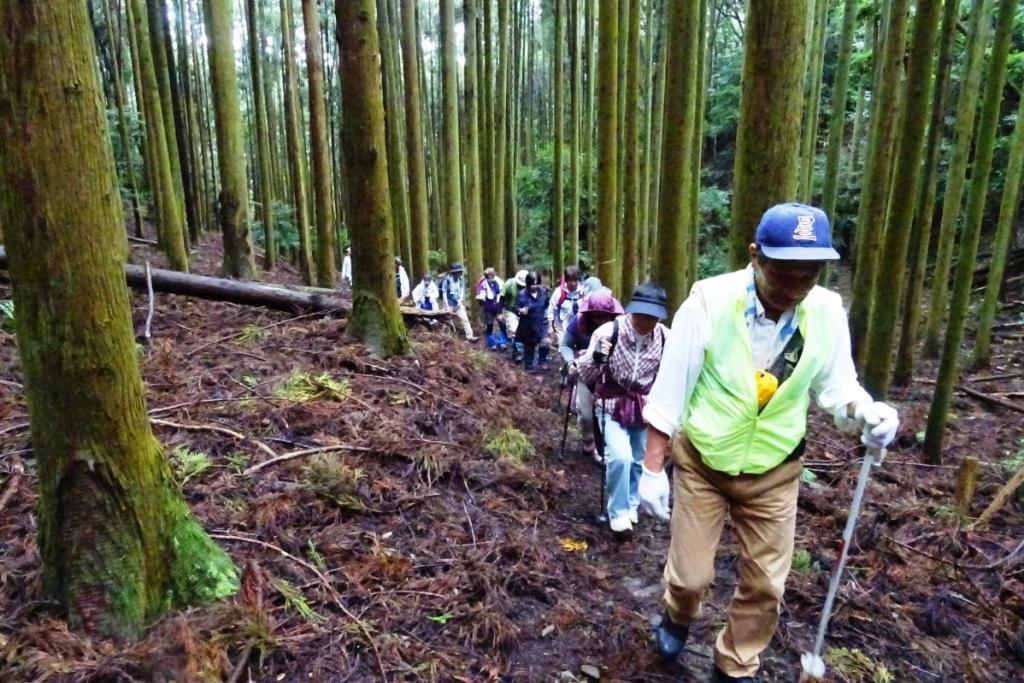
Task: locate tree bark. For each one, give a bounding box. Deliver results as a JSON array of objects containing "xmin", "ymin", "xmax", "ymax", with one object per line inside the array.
[
  {"xmin": 861, "ymin": 0, "xmax": 943, "ymax": 398},
  {"xmin": 203, "ymin": 0, "xmax": 258, "ymax": 280},
  {"xmin": 973, "ymin": 92, "xmax": 1024, "ymax": 366},
  {"xmin": 799, "ymin": 0, "xmax": 829, "ymax": 201},
  {"xmin": 922, "ymin": 0, "xmax": 990, "ymax": 357},
  {"xmin": 129, "ymin": 0, "xmax": 189, "ymax": 271},
  {"xmin": 552, "ymin": 0, "xmax": 566, "ymax": 279},
  {"xmin": 821, "ymin": 0, "xmax": 859, "ymax": 223},
  {"xmin": 729, "ymin": 0, "xmax": 808, "ymax": 269},
  {"xmin": 0, "ymin": 0, "xmax": 236, "ymax": 637},
  {"xmin": 463, "ymin": 0, "xmax": 485, "ymax": 287},
  {"xmin": 894, "ymin": 0, "xmax": 959, "ymax": 385},
  {"xmin": 245, "ymin": 0, "xmax": 276, "ymax": 270},
  {"xmin": 847, "ymin": 0, "xmax": 910, "ymax": 359},
  {"xmin": 335, "ymin": 0, "xmax": 410, "ymax": 357},
  {"xmin": 301, "ymin": 0, "xmax": 337, "ymax": 287},
  {"xmin": 925, "ymin": 0, "xmax": 1018, "ymax": 462},
  {"xmin": 280, "ymin": 0, "xmax": 314, "ymax": 283},
  {"xmin": 619, "ymin": 0, "xmax": 642, "ymax": 292},
  {"xmin": 596, "ymin": 0, "xmax": 619, "ymax": 292},
  {"xmin": 400, "ymin": 0, "xmax": 430, "ymax": 278},
  {"xmin": 568, "ymin": 0, "xmax": 581, "ymax": 267},
  {"xmin": 492, "ymin": 1, "xmax": 511, "ymax": 270}
]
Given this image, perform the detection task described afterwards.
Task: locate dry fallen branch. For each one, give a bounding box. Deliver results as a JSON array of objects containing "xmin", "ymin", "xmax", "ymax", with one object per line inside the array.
[
  {"xmin": 243, "ymin": 444, "xmax": 376, "ymax": 476},
  {"xmin": 958, "ymin": 385, "xmax": 1024, "ymax": 414},
  {"xmin": 971, "ymin": 462, "xmax": 1024, "ymax": 530},
  {"xmin": 150, "ymin": 418, "xmax": 278, "ymax": 460}
]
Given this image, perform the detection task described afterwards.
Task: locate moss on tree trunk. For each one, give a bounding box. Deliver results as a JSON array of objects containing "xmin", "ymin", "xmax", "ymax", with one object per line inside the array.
[
  {"xmin": 0, "ymin": 0, "xmax": 236, "ymax": 637},
  {"xmin": 335, "ymin": 0, "xmax": 410, "ymax": 358}
]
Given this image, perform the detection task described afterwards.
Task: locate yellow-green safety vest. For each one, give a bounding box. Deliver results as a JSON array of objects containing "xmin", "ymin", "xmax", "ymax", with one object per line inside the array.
[{"xmin": 685, "ymin": 269, "xmax": 843, "ymax": 476}]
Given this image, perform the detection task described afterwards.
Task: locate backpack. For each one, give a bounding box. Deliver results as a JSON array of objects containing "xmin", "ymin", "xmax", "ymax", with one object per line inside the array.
[{"xmin": 601, "ymin": 319, "xmax": 666, "ymax": 365}]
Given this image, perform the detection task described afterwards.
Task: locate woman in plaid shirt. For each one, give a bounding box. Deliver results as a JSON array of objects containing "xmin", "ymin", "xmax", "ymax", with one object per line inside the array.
[{"xmin": 574, "ymin": 283, "xmax": 670, "ymax": 534}]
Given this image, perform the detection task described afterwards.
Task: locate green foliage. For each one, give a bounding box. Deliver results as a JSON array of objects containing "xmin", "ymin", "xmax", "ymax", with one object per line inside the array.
[
  {"xmin": 484, "ymin": 426, "xmax": 536, "ymax": 467},
  {"xmin": 427, "ymin": 612, "xmax": 455, "ymax": 624},
  {"xmin": 697, "ymin": 186, "xmax": 731, "ymax": 279},
  {"xmin": 306, "ymin": 540, "xmax": 327, "ymax": 572},
  {"xmin": 428, "ymin": 249, "xmax": 448, "ymax": 275},
  {"xmin": 226, "ymin": 452, "xmax": 248, "ymax": 474},
  {"xmin": 274, "ymin": 372, "xmax": 351, "ymax": 402},
  {"xmin": 791, "ymin": 548, "xmax": 821, "ymax": 573},
  {"xmin": 171, "ymin": 446, "xmax": 212, "ymax": 486},
  {"xmin": 239, "ymin": 325, "xmax": 269, "ymax": 345},
  {"xmin": 251, "ymin": 200, "xmax": 301, "ymax": 253},
  {"xmin": 0, "ymin": 300, "xmax": 14, "ymax": 330},
  {"xmin": 302, "ymin": 453, "xmax": 366, "ymax": 511},
  {"xmin": 272, "ymin": 578, "xmax": 324, "ymax": 622},
  {"xmin": 800, "ymin": 468, "xmax": 818, "ymax": 484},
  {"xmin": 823, "ymin": 646, "xmax": 894, "ymax": 683}
]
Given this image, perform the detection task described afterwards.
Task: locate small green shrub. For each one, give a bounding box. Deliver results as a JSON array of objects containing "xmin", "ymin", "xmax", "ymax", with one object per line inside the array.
[
  {"xmin": 791, "ymin": 548, "xmax": 821, "ymax": 573},
  {"xmin": 823, "ymin": 646, "xmax": 893, "ymax": 683},
  {"xmin": 239, "ymin": 324, "xmax": 269, "ymax": 345},
  {"xmin": 272, "ymin": 578, "xmax": 324, "ymax": 622},
  {"xmin": 172, "ymin": 446, "xmax": 212, "ymax": 485},
  {"xmin": 485, "ymin": 427, "xmax": 536, "ymax": 467},
  {"xmin": 275, "ymin": 372, "xmax": 351, "ymax": 402},
  {"xmin": 302, "ymin": 453, "xmax": 366, "ymax": 511}
]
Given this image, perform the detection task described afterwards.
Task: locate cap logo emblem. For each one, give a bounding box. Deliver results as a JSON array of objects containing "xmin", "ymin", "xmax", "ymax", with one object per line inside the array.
[{"xmin": 793, "ymin": 214, "xmax": 817, "ymax": 241}]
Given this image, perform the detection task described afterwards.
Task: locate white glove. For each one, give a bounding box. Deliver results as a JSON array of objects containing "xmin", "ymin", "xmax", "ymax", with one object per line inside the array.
[
  {"xmin": 638, "ymin": 466, "xmax": 671, "ymax": 521},
  {"xmin": 566, "ymin": 362, "xmax": 579, "ymax": 377},
  {"xmin": 855, "ymin": 401, "xmax": 899, "ymax": 450}
]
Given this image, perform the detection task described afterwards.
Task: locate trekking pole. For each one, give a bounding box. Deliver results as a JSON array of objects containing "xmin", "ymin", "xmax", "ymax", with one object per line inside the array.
[
  {"xmin": 595, "ymin": 403, "xmax": 608, "ymax": 525},
  {"xmin": 800, "ymin": 447, "xmax": 885, "ymax": 681},
  {"xmin": 559, "ymin": 382, "xmax": 575, "ymax": 460}
]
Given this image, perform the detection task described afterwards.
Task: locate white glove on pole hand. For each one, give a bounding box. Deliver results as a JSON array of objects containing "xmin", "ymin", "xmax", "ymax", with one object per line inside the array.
[
  {"xmin": 855, "ymin": 401, "xmax": 899, "ymax": 451},
  {"xmin": 638, "ymin": 466, "xmax": 671, "ymax": 521}
]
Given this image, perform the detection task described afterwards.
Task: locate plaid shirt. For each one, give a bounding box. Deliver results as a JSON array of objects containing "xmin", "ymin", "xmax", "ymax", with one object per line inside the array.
[{"xmin": 577, "ymin": 315, "xmax": 668, "ymax": 412}]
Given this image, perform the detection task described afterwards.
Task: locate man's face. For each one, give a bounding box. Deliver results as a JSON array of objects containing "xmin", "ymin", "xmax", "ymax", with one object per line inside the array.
[
  {"xmin": 485, "ymin": 273, "xmax": 495, "ymax": 281},
  {"xmin": 566, "ymin": 278, "xmax": 580, "ymax": 292},
  {"xmin": 749, "ymin": 244, "xmax": 824, "ymax": 312}
]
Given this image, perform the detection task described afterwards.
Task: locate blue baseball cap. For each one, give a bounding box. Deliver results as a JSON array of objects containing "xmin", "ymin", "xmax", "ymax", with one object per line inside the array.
[{"xmin": 755, "ymin": 203, "xmax": 840, "ymax": 261}]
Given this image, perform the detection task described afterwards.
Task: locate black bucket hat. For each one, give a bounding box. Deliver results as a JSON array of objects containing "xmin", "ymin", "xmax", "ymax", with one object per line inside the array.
[
  {"xmin": 625, "ymin": 282, "xmax": 669, "ymax": 320},
  {"xmin": 449, "ymin": 262, "xmax": 465, "ymax": 274}
]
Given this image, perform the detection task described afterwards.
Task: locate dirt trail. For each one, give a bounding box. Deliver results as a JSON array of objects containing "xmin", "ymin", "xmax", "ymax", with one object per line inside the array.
[{"xmin": 1, "ymin": 235, "xmax": 1023, "ymax": 681}]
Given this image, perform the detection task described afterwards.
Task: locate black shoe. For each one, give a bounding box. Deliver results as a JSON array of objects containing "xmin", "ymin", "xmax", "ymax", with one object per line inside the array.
[
  {"xmin": 654, "ymin": 611, "xmax": 689, "ymax": 662},
  {"xmin": 709, "ymin": 665, "xmax": 755, "ymax": 682}
]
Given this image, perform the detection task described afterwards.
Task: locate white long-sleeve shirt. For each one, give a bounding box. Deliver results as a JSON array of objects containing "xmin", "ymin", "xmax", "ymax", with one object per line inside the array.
[
  {"xmin": 341, "ymin": 255, "xmax": 352, "ymax": 284},
  {"xmin": 643, "ymin": 268, "xmax": 871, "ymax": 438}
]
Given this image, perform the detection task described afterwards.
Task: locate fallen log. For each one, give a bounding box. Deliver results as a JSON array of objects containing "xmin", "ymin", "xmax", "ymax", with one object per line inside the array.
[{"xmin": 0, "ymin": 246, "xmax": 451, "ymax": 321}]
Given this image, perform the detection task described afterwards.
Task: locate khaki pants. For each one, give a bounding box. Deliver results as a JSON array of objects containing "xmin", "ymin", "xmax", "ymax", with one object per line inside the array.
[{"xmin": 662, "ymin": 436, "xmax": 801, "ymax": 678}]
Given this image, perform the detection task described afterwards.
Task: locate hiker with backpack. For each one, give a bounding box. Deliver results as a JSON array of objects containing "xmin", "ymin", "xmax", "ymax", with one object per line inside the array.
[
  {"xmin": 514, "ymin": 271, "xmax": 552, "ymax": 373},
  {"xmin": 475, "ymin": 267, "xmax": 509, "ymax": 351},
  {"xmin": 501, "ymin": 269, "xmax": 529, "ymax": 362},
  {"xmin": 639, "ymin": 203, "xmax": 899, "ymax": 682},
  {"xmin": 441, "ymin": 263, "xmax": 478, "ymax": 342},
  {"xmin": 395, "ymin": 257, "xmax": 411, "ymax": 301},
  {"xmin": 575, "ymin": 283, "xmax": 669, "ymax": 534},
  {"xmin": 548, "ymin": 265, "xmax": 584, "ymax": 344},
  {"xmin": 412, "ymin": 273, "xmax": 440, "ymax": 311},
  {"xmin": 561, "ymin": 290, "xmax": 624, "ymax": 462}
]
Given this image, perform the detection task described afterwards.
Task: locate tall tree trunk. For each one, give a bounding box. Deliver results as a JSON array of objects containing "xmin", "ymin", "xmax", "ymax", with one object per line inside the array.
[
  {"xmin": 335, "ymin": 0, "xmax": 410, "ymax": 357},
  {"xmin": 204, "ymin": 0, "xmax": 258, "ymax": 280},
  {"xmin": 280, "ymin": 0, "xmax": 313, "ymax": 283},
  {"xmin": 846, "ymin": 78, "xmax": 867, "ymax": 183},
  {"xmin": 245, "ymin": 0, "xmax": 276, "ymax": 269},
  {"xmin": 646, "ymin": 8, "xmax": 667, "ymax": 281},
  {"xmin": 925, "ymin": 0, "xmax": 1018, "ymax": 461},
  {"xmin": 130, "ymin": 0, "xmax": 189, "ymax": 270},
  {"xmin": 464, "ymin": 0, "xmax": 485, "ymax": 285},
  {"xmin": 438, "ymin": 0, "xmax": 465, "ymax": 265},
  {"xmin": 799, "ymin": 0, "xmax": 829, "ymax": 201},
  {"xmin": 893, "ymin": 0, "xmax": 959, "ymax": 385},
  {"xmin": 847, "ymin": 0, "xmax": 910, "ymax": 359},
  {"xmin": 922, "ymin": 0, "xmax": 990, "ymax": 357},
  {"xmin": 552, "ymin": 0, "xmax": 566, "ymax": 279},
  {"xmin": 652, "ymin": 0, "xmax": 699, "ymax": 309},
  {"xmin": 492, "ymin": 1, "xmax": 510, "ymax": 271},
  {"xmin": 861, "ymin": 0, "xmax": 943, "ymax": 398},
  {"xmin": 583, "ymin": 0, "xmax": 596, "ymax": 257},
  {"xmin": 376, "ymin": 0, "xmax": 412, "ymax": 271},
  {"xmin": 145, "ymin": 0, "xmax": 186, "ymax": 235},
  {"xmin": 821, "ymin": 0, "xmax": 859, "ymax": 223},
  {"xmin": 619, "ymin": 0, "xmax": 642, "ymax": 292},
  {"xmin": 729, "ymin": 0, "xmax": 808, "ymax": 269},
  {"xmin": 0, "ymin": 0, "xmax": 236, "ymax": 636},
  {"xmin": 974, "ymin": 91, "xmax": 1024, "ymax": 366},
  {"xmin": 400, "ymin": 0, "xmax": 430, "ymax": 278},
  {"xmin": 596, "ymin": 0, "xmax": 619, "ymax": 291},
  {"xmin": 688, "ymin": 0, "xmax": 708, "ymax": 285},
  {"xmin": 568, "ymin": 0, "xmax": 581, "ymax": 267},
  {"xmin": 177, "ymin": 0, "xmax": 207, "ymax": 235},
  {"xmin": 481, "ymin": 0, "xmax": 494, "ymax": 239},
  {"xmin": 126, "ymin": 0, "xmax": 157, "ymax": 216},
  {"xmin": 301, "ymin": 0, "xmax": 337, "ymax": 287},
  {"xmin": 104, "ymin": 0, "xmax": 145, "ymax": 238}
]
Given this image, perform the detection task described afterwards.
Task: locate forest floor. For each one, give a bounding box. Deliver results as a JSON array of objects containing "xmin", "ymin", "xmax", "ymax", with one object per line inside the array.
[{"xmin": 2, "ymin": 234, "xmax": 1024, "ymax": 682}]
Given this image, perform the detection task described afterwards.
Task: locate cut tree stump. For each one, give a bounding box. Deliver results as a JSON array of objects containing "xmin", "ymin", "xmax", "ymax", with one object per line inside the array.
[
  {"xmin": 955, "ymin": 456, "xmax": 979, "ymax": 515},
  {"xmin": 0, "ymin": 247, "xmax": 451, "ymax": 323}
]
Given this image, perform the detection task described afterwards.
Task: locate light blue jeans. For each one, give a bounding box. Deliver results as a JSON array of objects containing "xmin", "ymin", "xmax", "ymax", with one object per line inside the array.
[{"xmin": 597, "ymin": 407, "xmax": 647, "ymax": 522}]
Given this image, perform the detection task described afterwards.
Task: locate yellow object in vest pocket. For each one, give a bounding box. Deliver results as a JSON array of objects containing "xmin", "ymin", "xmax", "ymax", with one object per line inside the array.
[{"xmin": 755, "ymin": 369, "xmax": 779, "ymax": 408}]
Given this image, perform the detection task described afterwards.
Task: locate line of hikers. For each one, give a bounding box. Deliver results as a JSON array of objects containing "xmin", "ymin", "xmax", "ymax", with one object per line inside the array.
[{"xmin": 541, "ymin": 203, "xmax": 900, "ymax": 682}]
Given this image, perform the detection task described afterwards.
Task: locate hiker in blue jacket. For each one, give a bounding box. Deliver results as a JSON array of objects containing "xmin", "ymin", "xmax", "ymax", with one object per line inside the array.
[{"xmin": 515, "ymin": 271, "xmax": 551, "ymax": 372}]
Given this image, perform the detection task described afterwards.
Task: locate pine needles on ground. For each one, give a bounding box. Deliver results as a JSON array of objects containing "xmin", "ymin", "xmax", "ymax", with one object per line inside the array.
[{"xmin": 301, "ymin": 453, "xmax": 366, "ymax": 511}]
